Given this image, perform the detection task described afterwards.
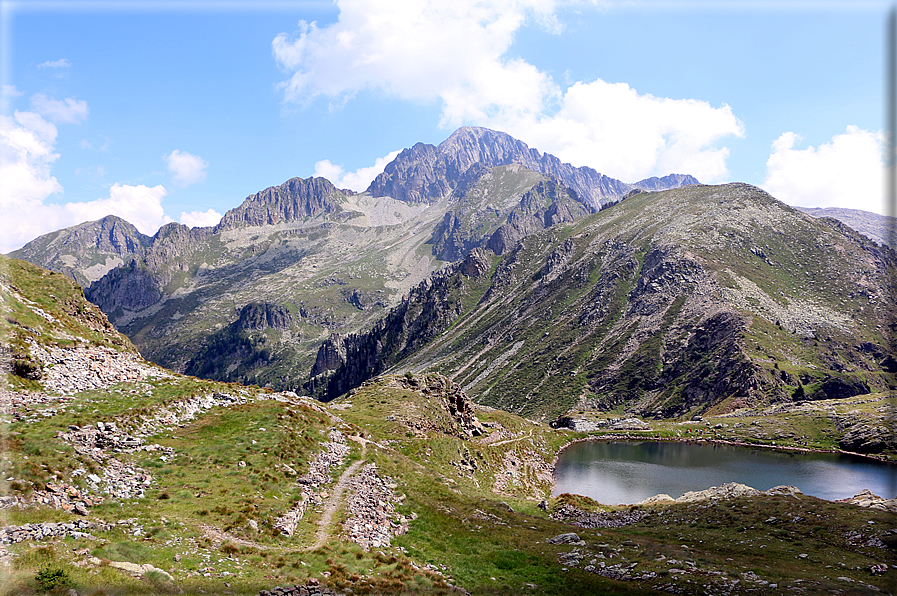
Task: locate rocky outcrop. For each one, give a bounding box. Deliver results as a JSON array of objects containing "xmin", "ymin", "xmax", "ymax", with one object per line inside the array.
[
  {"xmin": 486, "ymin": 179, "xmax": 591, "ymax": 255},
  {"xmin": 216, "ymin": 176, "xmax": 343, "ymax": 230},
  {"xmin": 183, "ymin": 304, "xmax": 294, "ymax": 384},
  {"xmin": 387, "ymin": 374, "xmax": 486, "ymax": 438},
  {"xmin": 84, "ymin": 261, "xmax": 163, "ymax": 312},
  {"xmin": 836, "ymin": 420, "xmax": 895, "ymax": 454},
  {"xmin": 237, "ymin": 302, "xmax": 293, "ymax": 331},
  {"xmin": 836, "ymin": 489, "xmax": 897, "ymax": 512}
]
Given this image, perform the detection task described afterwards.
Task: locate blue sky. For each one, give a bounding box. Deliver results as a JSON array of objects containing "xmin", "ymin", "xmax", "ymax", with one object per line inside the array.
[{"xmin": 0, "ymin": 0, "xmax": 890, "ymax": 252}]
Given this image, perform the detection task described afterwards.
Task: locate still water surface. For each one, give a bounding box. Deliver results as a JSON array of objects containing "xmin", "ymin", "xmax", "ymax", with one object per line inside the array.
[{"xmin": 552, "ymin": 440, "xmax": 897, "ymax": 505}]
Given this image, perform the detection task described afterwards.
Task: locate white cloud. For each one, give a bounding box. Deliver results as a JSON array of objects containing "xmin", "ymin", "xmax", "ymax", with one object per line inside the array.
[
  {"xmin": 30, "ymin": 93, "xmax": 89, "ymax": 124},
  {"xmin": 493, "ymin": 80, "xmax": 743, "ymax": 182},
  {"xmin": 762, "ymin": 126, "xmax": 885, "ymax": 215},
  {"xmin": 0, "ymin": 111, "xmax": 63, "ymax": 212},
  {"xmin": 273, "ymin": 0, "xmax": 560, "ymax": 122},
  {"xmin": 180, "ymin": 208, "xmax": 222, "ymax": 228},
  {"xmin": 0, "ymin": 110, "xmax": 172, "ymax": 253},
  {"xmin": 165, "ymin": 149, "xmax": 208, "ymax": 187},
  {"xmin": 0, "ymin": 85, "xmax": 22, "ymax": 113},
  {"xmin": 272, "ymin": 0, "xmax": 743, "ymax": 182},
  {"xmin": 37, "ymin": 59, "xmax": 72, "ymax": 69},
  {"xmin": 313, "ymin": 149, "xmax": 401, "ymax": 191},
  {"xmin": 63, "ymin": 183, "xmax": 172, "ymax": 235}
]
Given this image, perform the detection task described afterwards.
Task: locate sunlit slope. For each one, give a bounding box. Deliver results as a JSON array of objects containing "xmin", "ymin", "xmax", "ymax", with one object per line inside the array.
[{"xmin": 318, "ymin": 184, "xmax": 896, "ymax": 420}]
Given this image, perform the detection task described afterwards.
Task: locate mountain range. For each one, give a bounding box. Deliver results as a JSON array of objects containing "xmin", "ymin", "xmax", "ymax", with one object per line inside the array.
[
  {"xmin": 9, "ymin": 127, "xmax": 696, "ymax": 396},
  {"xmin": 9, "ymin": 127, "xmax": 895, "ymax": 423}
]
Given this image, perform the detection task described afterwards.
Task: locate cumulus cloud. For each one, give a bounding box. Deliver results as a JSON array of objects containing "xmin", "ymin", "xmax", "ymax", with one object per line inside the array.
[
  {"xmin": 495, "ymin": 80, "xmax": 743, "ymax": 182},
  {"xmin": 763, "ymin": 126, "xmax": 885, "ymax": 215},
  {"xmin": 272, "ymin": 0, "xmax": 743, "ymax": 182},
  {"xmin": 165, "ymin": 149, "xmax": 208, "ymax": 187},
  {"xmin": 180, "ymin": 208, "xmax": 222, "ymax": 228},
  {"xmin": 30, "ymin": 93, "xmax": 89, "ymax": 124},
  {"xmin": 37, "ymin": 58, "xmax": 72, "ymax": 69},
  {"xmin": 272, "ymin": 0, "xmax": 560, "ymax": 123},
  {"xmin": 313, "ymin": 149, "xmax": 401, "ymax": 192},
  {"xmin": 0, "ymin": 109, "xmax": 171, "ymax": 253}
]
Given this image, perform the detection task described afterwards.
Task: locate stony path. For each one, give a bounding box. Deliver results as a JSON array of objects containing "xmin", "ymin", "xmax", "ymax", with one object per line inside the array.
[{"xmin": 310, "ymin": 457, "xmax": 366, "ymax": 551}]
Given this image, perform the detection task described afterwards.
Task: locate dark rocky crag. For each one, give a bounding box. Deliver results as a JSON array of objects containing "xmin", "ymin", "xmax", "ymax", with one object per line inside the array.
[
  {"xmin": 310, "ymin": 249, "xmax": 493, "ymax": 398},
  {"xmin": 214, "ymin": 176, "xmax": 345, "ymax": 231}
]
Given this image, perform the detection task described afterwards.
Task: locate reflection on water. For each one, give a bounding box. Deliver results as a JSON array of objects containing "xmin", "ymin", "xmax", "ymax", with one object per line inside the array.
[{"xmin": 552, "ymin": 441, "xmax": 897, "ymax": 505}]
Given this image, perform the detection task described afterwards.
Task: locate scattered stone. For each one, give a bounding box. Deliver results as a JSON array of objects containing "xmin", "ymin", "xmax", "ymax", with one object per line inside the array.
[
  {"xmin": 342, "ymin": 463, "xmax": 408, "ymax": 550},
  {"xmin": 257, "ymin": 582, "xmax": 345, "ymax": 596},
  {"xmin": 550, "ymin": 505, "xmax": 646, "ymax": 528},
  {"xmin": 547, "ymin": 533, "xmax": 581, "ymax": 545},
  {"xmin": 0, "ymin": 519, "xmax": 112, "ymax": 544},
  {"xmin": 836, "ymin": 489, "xmax": 897, "ymax": 513}
]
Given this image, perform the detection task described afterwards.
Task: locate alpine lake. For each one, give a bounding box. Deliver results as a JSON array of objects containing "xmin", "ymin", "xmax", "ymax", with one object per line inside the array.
[{"xmin": 552, "ymin": 440, "xmax": 897, "ymax": 505}]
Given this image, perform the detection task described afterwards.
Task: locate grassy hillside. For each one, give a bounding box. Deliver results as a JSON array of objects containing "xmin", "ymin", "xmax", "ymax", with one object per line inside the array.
[{"xmin": 2, "ymin": 255, "xmax": 895, "ymax": 596}]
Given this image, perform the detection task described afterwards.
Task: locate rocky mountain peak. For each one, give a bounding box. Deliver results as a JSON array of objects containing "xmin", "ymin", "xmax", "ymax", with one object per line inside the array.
[
  {"xmin": 435, "ymin": 126, "xmax": 540, "ymax": 172},
  {"xmin": 215, "ymin": 176, "xmax": 344, "ymax": 231},
  {"xmin": 368, "ymin": 127, "xmax": 696, "ymax": 209}
]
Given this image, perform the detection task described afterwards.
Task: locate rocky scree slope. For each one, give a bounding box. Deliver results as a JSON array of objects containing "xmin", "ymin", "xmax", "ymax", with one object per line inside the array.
[
  {"xmin": 796, "ymin": 206, "xmax": 897, "ymax": 249},
  {"xmin": 314, "ymin": 183, "xmax": 896, "ymax": 420}
]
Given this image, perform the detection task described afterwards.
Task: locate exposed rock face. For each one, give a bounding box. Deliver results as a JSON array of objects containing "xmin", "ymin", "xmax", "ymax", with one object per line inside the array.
[
  {"xmin": 309, "ymin": 249, "xmax": 493, "ymax": 399},
  {"xmin": 632, "ymin": 173, "xmax": 699, "ymax": 192},
  {"xmin": 237, "ymin": 302, "xmax": 293, "ymax": 331},
  {"xmin": 386, "ymin": 374, "xmax": 485, "ymax": 438},
  {"xmin": 183, "ymin": 303, "xmax": 294, "ymax": 383},
  {"xmin": 811, "ymin": 375, "xmax": 871, "ymax": 401},
  {"xmin": 84, "ymin": 261, "xmax": 163, "ymax": 313},
  {"xmin": 215, "ymin": 176, "xmax": 343, "ymax": 230},
  {"xmin": 836, "ymin": 419, "xmax": 895, "ymax": 454},
  {"xmin": 311, "ymin": 333, "xmax": 348, "ymax": 378},
  {"xmin": 369, "ymin": 126, "xmax": 689, "ymax": 209}
]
